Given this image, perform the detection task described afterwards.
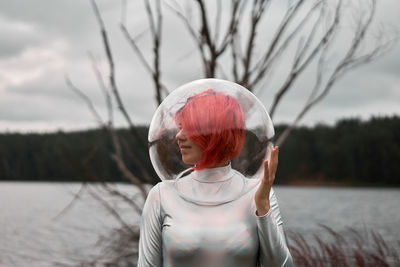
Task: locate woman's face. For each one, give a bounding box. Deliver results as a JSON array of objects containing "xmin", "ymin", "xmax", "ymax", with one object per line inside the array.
[{"xmin": 176, "ymin": 125, "xmax": 203, "ymax": 165}]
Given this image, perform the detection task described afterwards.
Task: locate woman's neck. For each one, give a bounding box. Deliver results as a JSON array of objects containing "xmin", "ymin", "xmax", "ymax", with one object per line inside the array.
[
  {"xmin": 212, "ymin": 160, "xmax": 230, "ymax": 168},
  {"xmin": 192, "ymin": 163, "xmax": 233, "ymax": 183}
]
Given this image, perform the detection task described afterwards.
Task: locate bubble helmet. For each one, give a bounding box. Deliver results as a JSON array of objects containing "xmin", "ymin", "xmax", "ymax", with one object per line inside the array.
[{"xmin": 148, "ymin": 79, "xmax": 274, "ymax": 204}]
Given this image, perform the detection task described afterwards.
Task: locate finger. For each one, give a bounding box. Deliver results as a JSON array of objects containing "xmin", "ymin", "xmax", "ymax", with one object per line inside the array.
[
  {"xmin": 261, "ymin": 160, "xmax": 270, "ymax": 186},
  {"xmin": 270, "ymin": 146, "xmax": 279, "ymax": 167},
  {"xmin": 268, "ymin": 146, "xmax": 279, "ymax": 182},
  {"xmin": 256, "ymin": 160, "xmax": 270, "ymax": 199},
  {"xmin": 271, "ymin": 146, "xmax": 279, "ymax": 160}
]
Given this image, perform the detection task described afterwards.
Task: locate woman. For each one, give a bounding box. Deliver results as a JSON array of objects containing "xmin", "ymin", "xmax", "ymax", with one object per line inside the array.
[{"xmin": 138, "ymin": 89, "xmax": 293, "ymax": 266}]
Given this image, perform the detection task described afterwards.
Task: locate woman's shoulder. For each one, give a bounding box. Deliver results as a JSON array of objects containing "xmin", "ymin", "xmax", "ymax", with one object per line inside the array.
[
  {"xmin": 147, "ymin": 180, "xmax": 176, "ymax": 197},
  {"xmin": 144, "ymin": 181, "xmax": 174, "ymax": 208},
  {"xmin": 159, "ymin": 179, "xmax": 175, "ymax": 188}
]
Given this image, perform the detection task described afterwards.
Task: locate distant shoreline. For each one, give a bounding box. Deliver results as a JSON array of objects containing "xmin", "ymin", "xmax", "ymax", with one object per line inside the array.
[{"xmin": 1, "ymin": 116, "xmax": 399, "ymax": 186}]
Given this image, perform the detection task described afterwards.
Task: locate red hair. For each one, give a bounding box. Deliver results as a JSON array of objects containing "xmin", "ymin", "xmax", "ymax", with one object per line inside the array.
[{"xmin": 175, "ymin": 89, "xmax": 245, "ymax": 170}]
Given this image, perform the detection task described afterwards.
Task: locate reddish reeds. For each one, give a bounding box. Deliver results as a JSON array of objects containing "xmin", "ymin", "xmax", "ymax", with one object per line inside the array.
[
  {"xmin": 287, "ymin": 225, "xmax": 400, "ymax": 267},
  {"xmin": 80, "ymin": 224, "xmax": 399, "ymax": 266}
]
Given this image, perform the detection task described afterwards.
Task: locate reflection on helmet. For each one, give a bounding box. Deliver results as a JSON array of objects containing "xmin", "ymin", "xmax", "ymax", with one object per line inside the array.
[{"xmin": 149, "ymin": 78, "xmax": 274, "ymax": 181}]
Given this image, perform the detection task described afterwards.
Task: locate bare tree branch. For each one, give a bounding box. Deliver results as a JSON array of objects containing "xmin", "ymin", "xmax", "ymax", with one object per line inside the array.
[
  {"xmin": 121, "ymin": 0, "xmax": 167, "ymax": 105},
  {"xmin": 276, "ymin": 35, "xmax": 328, "ymax": 146},
  {"xmin": 216, "ymin": 0, "xmax": 242, "ymax": 56},
  {"xmin": 65, "ymin": 76, "xmax": 104, "ymax": 125},
  {"xmin": 87, "ymin": 185, "xmax": 137, "ymax": 234},
  {"xmin": 165, "ymin": 1, "xmax": 209, "ymax": 70},
  {"xmin": 92, "ymin": 0, "xmax": 149, "ymax": 156},
  {"xmin": 65, "ymin": 1, "xmax": 152, "ymax": 211},
  {"xmin": 120, "ymin": 24, "xmax": 154, "ymax": 75},
  {"xmin": 239, "ymin": 0, "xmax": 272, "ymax": 88},
  {"xmin": 120, "ymin": 136, "xmax": 154, "ymax": 184},
  {"xmin": 109, "ymin": 126, "xmax": 148, "ymax": 200},
  {"xmin": 66, "ymin": 74, "xmax": 149, "ymax": 200},
  {"xmin": 52, "ymin": 183, "xmax": 87, "ymax": 221},
  {"xmin": 88, "ymin": 52, "xmax": 113, "ymax": 125},
  {"xmin": 251, "ymin": 0, "xmax": 322, "ymax": 89},
  {"xmin": 251, "ymin": 0, "xmax": 306, "ymax": 84},
  {"xmin": 275, "ymin": 0, "xmax": 395, "ymax": 145},
  {"xmin": 230, "ymin": 32, "xmax": 240, "ymax": 81},
  {"xmin": 91, "ymin": 0, "xmax": 140, "ymax": 133},
  {"xmin": 269, "ymin": 0, "xmax": 341, "ymax": 118},
  {"xmin": 100, "ymin": 183, "xmax": 143, "ymax": 214},
  {"xmin": 145, "ymin": 0, "xmax": 164, "ymax": 104},
  {"xmin": 195, "ymin": 0, "xmax": 217, "ymax": 77},
  {"xmin": 88, "ymin": 51, "xmax": 150, "ymax": 197}
]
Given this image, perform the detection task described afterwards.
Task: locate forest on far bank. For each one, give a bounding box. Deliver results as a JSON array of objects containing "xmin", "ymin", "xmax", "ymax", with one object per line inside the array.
[{"xmin": 1, "ymin": 116, "xmax": 399, "ymax": 186}]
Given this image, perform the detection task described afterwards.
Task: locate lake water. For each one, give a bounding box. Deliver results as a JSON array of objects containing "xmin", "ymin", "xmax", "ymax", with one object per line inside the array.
[{"xmin": 1, "ymin": 182, "xmax": 399, "ymax": 266}]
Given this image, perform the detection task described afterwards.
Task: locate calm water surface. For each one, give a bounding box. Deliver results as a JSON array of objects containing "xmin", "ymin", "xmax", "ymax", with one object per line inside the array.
[{"xmin": 1, "ymin": 182, "xmax": 399, "ymax": 266}]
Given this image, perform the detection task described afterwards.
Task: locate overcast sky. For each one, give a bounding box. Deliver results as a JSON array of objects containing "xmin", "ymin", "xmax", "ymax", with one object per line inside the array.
[{"xmin": 0, "ymin": 0, "xmax": 399, "ymax": 133}]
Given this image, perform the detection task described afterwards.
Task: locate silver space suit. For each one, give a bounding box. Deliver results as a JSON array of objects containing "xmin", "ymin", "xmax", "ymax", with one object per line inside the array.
[{"xmin": 138, "ymin": 164, "xmax": 293, "ymax": 267}]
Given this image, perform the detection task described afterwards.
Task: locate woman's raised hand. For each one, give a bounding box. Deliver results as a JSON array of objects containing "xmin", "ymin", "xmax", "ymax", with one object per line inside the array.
[{"xmin": 254, "ymin": 146, "xmax": 279, "ymax": 216}]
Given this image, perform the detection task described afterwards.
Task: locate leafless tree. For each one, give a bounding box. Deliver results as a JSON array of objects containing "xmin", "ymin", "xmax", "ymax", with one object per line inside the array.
[
  {"xmin": 167, "ymin": 0, "xmax": 394, "ymax": 145},
  {"xmin": 66, "ymin": 0, "xmax": 395, "ymax": 264},
  {"xmin": 75, "ymin": 0, "xmax": 394, "ymax": 187}
]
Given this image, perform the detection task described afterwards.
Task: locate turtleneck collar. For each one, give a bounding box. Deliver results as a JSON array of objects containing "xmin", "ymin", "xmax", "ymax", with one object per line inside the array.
[{"xmin": 191, "ymin": 164, "xmax": 234, "ymax": 183}]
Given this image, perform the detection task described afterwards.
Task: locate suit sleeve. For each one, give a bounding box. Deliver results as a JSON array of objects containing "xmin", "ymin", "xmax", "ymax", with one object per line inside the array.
[
  {"xmin": 256, "ymin": 188, "xmax": 294, "ymax": 267},
  {"xmin": 137, "ymin": 183, "xmax": 163, "ymax": 267}
]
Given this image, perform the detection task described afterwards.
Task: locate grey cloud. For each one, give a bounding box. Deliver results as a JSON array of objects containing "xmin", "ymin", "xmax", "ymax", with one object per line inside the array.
[
  {"xmin": 0, "ymin": 0, "xmax": 128, "ymax": 61},
  {"xmin": 0, "ymin": 19, "xmax": 46, "ymax": 58},
  {"xmin": 0, "ymin": 92, "xmax": 85, "ymax": 122},
  {"xmin": 0, "ymin": 1, "xmax": 109, "ymax": 35},
  {"xmin": 0, "ymin": 0, "xmax": 399, "ymax": 132}
]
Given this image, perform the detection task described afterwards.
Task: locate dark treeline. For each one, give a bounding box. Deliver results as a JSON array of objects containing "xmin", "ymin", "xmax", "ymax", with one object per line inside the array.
[
  {"xmin": 0, "ymin": 127, "xmax": 157, "ymax": 184},
  {"xmin": 1, "ymin": 116, "xmax": 399, "ymax": 186},
  {"xmin": 276, "ymin": 116, "xmax": 400, "ymax": 186}
]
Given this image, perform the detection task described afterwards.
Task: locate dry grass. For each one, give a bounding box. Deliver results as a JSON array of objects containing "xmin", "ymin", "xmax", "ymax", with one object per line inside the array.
[
  {"xmin": 80, "ymin": 224, "xmax": 399, "ymax": 266},
  {"xmin": 79, "ymin": 225, "xmax": 139, "ymax": 267},
  {"xmin": 288, "ymin": 225, "xmax": 400, "ymax": 267}
]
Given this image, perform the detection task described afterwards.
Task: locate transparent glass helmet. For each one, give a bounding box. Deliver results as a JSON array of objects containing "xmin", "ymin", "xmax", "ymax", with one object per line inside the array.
[{"xmin": 148, "ymin": 79, "xmax": 275, "ymax": 205}]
